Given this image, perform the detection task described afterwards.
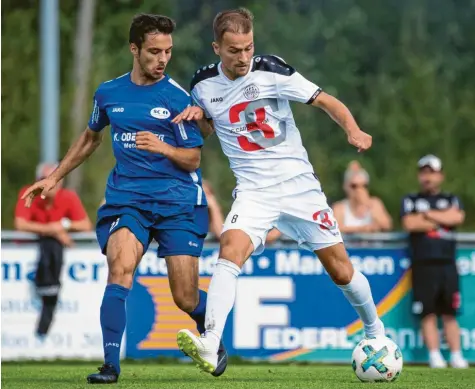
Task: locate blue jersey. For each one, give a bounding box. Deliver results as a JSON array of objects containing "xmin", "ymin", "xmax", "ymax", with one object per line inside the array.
[{"xmin": 88, "ymin": 73, "xmax": 206, "ymax": 207}]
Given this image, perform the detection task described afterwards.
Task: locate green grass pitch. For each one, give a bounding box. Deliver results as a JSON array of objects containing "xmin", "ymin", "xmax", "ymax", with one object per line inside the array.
[{"xmin": 2, "ymin": 363, "xmax": 474, "ymax": 388}]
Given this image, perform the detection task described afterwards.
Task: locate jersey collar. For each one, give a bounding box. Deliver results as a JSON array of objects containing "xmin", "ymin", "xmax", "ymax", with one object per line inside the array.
[{"xmin": 127, "ymin": 72, "xmax": 169, "ymax": 88}]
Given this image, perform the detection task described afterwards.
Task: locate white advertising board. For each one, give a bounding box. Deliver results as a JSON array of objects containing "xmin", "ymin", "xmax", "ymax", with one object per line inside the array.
[{"xmin": 1, "ymin": 246, "xmax": 125, "ymax": 360}]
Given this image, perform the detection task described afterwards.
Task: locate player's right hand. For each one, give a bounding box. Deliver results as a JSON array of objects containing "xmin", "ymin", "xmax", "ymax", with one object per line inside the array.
[
  {"xmin": 21, "ymin": 177, "xmax": 58, "ymax": 208},
  {"xmin": 347, "ymin": 130, "xmax": 372, "ymax": 152},
  {"xmin": 171, "ymin": 106, "xmax": 204, "ymax": 124}
]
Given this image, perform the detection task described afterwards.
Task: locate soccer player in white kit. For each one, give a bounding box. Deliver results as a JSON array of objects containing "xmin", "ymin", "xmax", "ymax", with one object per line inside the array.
[{"xmin": 173, "ymin": 8, "xmax": 386, "ymax": 374}]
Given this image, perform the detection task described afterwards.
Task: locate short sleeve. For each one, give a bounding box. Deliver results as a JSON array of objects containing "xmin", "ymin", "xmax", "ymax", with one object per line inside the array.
[
  {"xmin": 275, "ymin": 71, "xmax": 322, "ymax": 104},
  {"xmin": 191, "ymin": 88, "xmax": 211, "ymax": 119},
  {"xmin": 450, "ymin": 195, "xmax": 464, "ymax": 210},
  {"xmin": 88, "ymin": 88, "xmax": 110, "ymax": 132},
  {"xmin": 170, "ymin": 91, "xmax": 204, "ymax": 149},
  {"xmin": 173, "ymin": 121, "xmax": 204, "ymax": 148},
  {"xmin": 400, "ymin": 195, "xmax": 415, "ymax": 218},
  {"xmin": 66, "ymin": 191, "xmax": 87, "ymax": 221},
  {"xmin": 14, "ymin": 188, "xmax": 31, "ymax": 220}
]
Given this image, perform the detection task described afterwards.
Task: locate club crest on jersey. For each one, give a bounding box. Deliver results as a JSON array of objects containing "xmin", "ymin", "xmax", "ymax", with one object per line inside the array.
[
  {"xmin": 150, "ymin": 107, "xmax": 170, "ymax": 119},
  {"xmin": 243, "ymin": 84, "xmax": 260, "ymax": 100}
]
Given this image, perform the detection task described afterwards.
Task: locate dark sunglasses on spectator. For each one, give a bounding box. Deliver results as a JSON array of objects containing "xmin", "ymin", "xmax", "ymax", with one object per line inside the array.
[{"xmin": 350, "ymin": 183, "xmax": 368, "ymax": 189}]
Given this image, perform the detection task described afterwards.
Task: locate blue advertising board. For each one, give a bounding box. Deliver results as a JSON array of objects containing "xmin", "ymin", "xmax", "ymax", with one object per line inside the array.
[{"xmin": 126, "ymin": 247, "xmax": 475, "ymax": 362}]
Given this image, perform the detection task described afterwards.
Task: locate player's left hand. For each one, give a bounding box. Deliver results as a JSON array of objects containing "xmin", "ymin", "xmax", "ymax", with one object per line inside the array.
[
  {"xmin": 136, "ymin": 131, "xmax": 168, "ymax": 154},
  {"xmin": 171, "ymin": 106, "xmax": 204, "ymax": 124},
  {"xmin": 347, "ymin": 130, "xmax": 372, "ymax": 152}
]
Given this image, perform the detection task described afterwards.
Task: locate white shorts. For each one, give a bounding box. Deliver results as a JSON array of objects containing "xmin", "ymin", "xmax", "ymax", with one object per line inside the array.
[{"xmin": 222, "ymin": 173, "xmax": 343, "ymax": 254}]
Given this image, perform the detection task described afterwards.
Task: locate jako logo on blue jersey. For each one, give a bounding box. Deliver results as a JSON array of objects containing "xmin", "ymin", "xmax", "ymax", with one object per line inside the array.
[{"xmin": 150, "ymin": 107, "xmax": 170, "ymax": 119}]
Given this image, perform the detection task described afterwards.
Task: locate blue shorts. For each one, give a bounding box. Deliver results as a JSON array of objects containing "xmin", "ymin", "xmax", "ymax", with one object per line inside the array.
[{"xmin": 96, "ymin": 203, "xmax": 208, "ymax": 257}]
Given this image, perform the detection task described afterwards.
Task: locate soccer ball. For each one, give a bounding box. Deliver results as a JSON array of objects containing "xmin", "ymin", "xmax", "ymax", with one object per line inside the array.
[{"xmin": 351, "ymin": 335, "xmax": 403, "ymax": 383}]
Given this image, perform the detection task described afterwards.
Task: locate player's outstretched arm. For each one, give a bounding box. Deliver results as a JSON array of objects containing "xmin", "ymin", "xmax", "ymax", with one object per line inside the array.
[
  {"xmin": 136, "ymin": 131, "xmax": 201, "ymax": 172},
  {"xmin": 172, "ymin": 106, "xmax": 215, "ymax": 138},
  {"xmin": 21, "ymin": 127, "xmax": 103, "ymax": 207},
  {"xmin": 312, "ymin": 92, "xmax": 372, "ymax": 152}
]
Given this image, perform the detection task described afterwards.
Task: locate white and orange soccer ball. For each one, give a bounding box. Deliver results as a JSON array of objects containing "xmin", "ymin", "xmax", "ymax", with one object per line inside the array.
[{"xmin": 352, "ymin": 335, "xmax": 403, "ymax": 382}]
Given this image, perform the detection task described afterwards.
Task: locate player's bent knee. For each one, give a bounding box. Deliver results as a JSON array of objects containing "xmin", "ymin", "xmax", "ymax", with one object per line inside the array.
[
  {"xmin": 331, "ymin": 266, "xmax": 354, "ymax": 286},
  {"xmin": 107, "ymin": 252, "xmax": 139, "ymax": 288},
  {"xmin": 106, "ymin": 228, "xmax": 143, "ymax": 288},
  {"xmin": 172, "ymin": 292, "xmax": 198, "ymax": 313},
  {"xmin": 316, "ymin": 243, "xmax": 354, "ymax": 285},
  {"xmin": 219, "ymin": 230, "xmax": 253, "ymax": 267},
  {"xmin": 108, "ymin": 264, "xmax": 135, "ymax": 288}
]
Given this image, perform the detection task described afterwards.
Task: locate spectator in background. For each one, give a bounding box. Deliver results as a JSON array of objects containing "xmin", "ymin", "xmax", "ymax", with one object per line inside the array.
[
  {"xmin": 401, "ymin": 155, "xmax": 467, "ymax": 369},
  {"xmin": 14, "ymin": 162, "xmax": 92, "ymax": 338},
  {"xmin": 332, "ymin": 161, "xmax": 392, "ymax": 233}
]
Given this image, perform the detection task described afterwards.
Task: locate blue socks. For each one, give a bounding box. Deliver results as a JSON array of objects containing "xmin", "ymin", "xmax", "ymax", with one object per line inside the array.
[
  {"xmin": 188, "ymin": 289, "xmax": 207, "ymax": 334},
  {"xmin": 100, "ymin": 284, "xmax": 129, "ymax": 374},
  {"xmin": 100, "ymin": 286, "xmax": 206, "ymax": 374}
]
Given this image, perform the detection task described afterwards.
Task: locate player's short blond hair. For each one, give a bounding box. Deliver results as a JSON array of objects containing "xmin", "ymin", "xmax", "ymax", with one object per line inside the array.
[{"xmin": 213, "ymin": 8, "xmax": 254, "ymax": 42}]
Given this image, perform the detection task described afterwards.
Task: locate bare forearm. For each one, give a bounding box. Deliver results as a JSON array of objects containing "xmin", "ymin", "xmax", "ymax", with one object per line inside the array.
[
  {"xmin": 197, "ymin": 118, "xmax": 215, "ymax": 138},
  {"xmin": 402, "ymin": 215, "xmax": 437, "ymax": 232},
  {"xmin": 209, "ymin": 217, "xmax": 223, "ymax": 239},
  {"xmin": 15, "ymin": 219, "xmax": 52, "ymax": 235},
  {"xmin": 51, "ymin": 128, "xmax": 103, "ymax": 182},
  {"xmin": 313, "ymin": 93, "xmax": 360, "ymax": 135},
  {"xmin": 208, "ymin": 208, "xmax": 224, "ymax": 238},
  {"xmin": 372, "ymin": 214, "xmax": 392, "ymax": 231},
  {"xmin": 425, "ymin": 209, "xmax": 464, "ymax": 227},
  {"xmin": 70, "ymin": 219, "xmax": 93, "ymax": 232},
  {"xmin": 161, "ymin": 144, "xmax": 201, "ymax": 172}
]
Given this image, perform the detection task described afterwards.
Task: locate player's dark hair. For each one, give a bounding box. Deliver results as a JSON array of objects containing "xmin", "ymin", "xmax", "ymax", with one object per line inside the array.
[
  {"xmin": 129, "ymin": 14, "xmax": 176, "ymax": 49},
  {"xmin": 213, "ymin": 8, "xmax": 254, "ymax": 42}
]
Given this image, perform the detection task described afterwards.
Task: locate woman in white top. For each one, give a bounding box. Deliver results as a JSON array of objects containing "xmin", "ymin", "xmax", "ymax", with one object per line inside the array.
[{"xmin": 332, "ymin": 161, "xmax": 392, "ymax": 234}]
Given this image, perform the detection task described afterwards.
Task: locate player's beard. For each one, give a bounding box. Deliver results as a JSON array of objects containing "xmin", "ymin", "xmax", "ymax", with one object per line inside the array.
[
  {"xmin": 139, "ymin": 58, "xmax": 165, "ymax": 81},
  {"xmin": 232, "ymin": 62, "xmax": 250, "ymax": 78},
  {"xmin": 142, "ymin": 65, "xmax": 163, "ymax": 81}
]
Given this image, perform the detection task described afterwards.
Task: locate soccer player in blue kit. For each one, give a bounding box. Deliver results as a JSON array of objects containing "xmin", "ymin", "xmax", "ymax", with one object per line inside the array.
[{"xmin": 21, "ymin": 14, "xmax": 227, "ymax": 384}]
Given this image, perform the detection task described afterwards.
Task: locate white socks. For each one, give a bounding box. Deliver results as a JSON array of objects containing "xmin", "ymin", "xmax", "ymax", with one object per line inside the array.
[
  {"xmin": 337, "ymin": 270, "xmax": 383, "ymax": 337},
  {"xmin": 204, "ymin": 264, "xmax": 382, "ymax": 349},
  {"xmin": 204, "ymin": 258, "xmax": 241, "ymax": 350}
]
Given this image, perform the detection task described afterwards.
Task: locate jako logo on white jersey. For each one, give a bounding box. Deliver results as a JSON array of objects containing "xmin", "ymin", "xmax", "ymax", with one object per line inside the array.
[
  {"xmin": 150, "ymin": 107, "xmax": 170, "ymax": 119},
  {"xmin": 112, "ymin": 107, "xmax": 124, "ymax": 113},
  {"xmin": 210, "ymin": 97, "xmax": 224, "ymax": 103}
]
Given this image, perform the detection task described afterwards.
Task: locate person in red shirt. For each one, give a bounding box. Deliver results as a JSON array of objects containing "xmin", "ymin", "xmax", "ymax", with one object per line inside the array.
[
  {"xmin": 15, "ymin": 162, "xmax": 92, "ymax": 246},
  {"xmin": 14, "ymin": 162, "xmax": 92, "ymax": 338}
]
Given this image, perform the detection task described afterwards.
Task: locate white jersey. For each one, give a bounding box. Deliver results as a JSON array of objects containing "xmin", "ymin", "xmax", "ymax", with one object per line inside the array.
[{"xmin": 190, "ymin": 55, "xmax": 322, "ymax": 191}]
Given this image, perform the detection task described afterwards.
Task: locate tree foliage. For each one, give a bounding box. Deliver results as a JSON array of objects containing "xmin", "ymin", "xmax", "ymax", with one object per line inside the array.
[{"xmin": 2, "ymin": 0, "xmax": 475, "ymax": 228}]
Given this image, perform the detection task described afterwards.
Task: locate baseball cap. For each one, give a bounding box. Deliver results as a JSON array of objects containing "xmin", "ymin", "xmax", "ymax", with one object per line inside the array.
[{"xmin": 417, "ymin": 154, "xmax": 442, "ymax": 172}]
